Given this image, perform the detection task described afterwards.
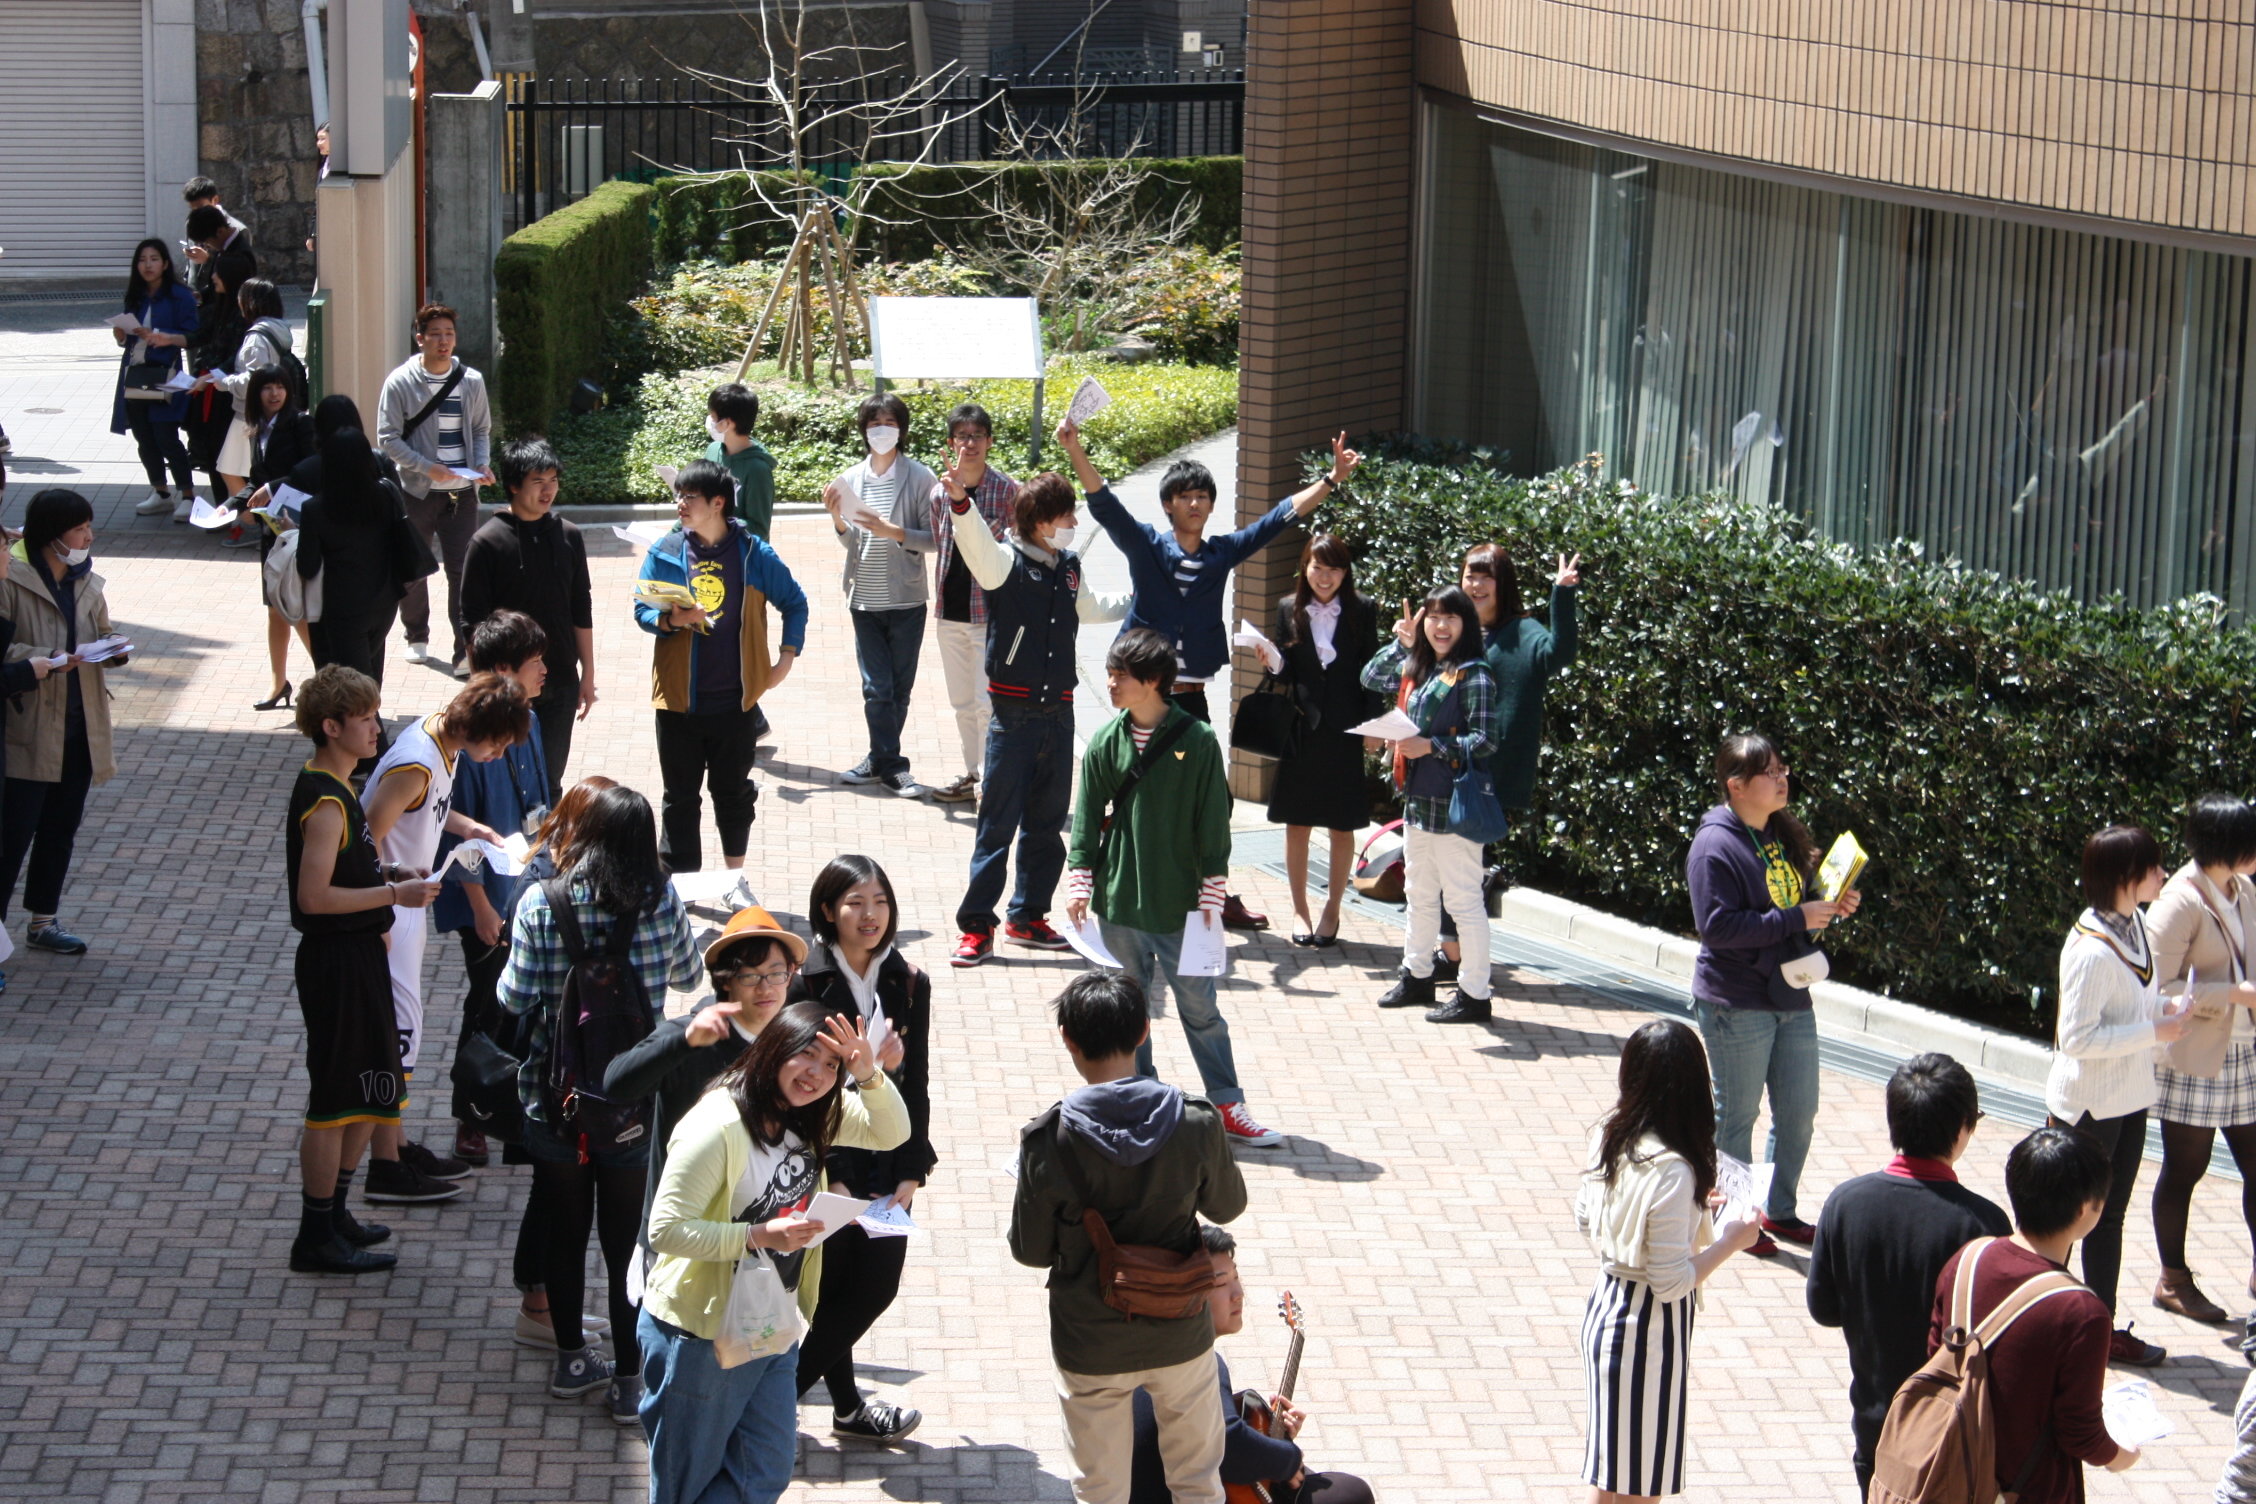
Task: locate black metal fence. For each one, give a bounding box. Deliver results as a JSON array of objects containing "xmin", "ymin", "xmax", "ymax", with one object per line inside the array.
[{"xmin": 503, "ymin": 71, "xmax": 1244, "ymax": 229}]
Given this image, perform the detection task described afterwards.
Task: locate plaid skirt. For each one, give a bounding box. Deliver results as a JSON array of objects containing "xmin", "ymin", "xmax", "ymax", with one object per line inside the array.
[{"xmin": 2157, "ymin": 1040, "xmax": 2256, "ymax": 1128}]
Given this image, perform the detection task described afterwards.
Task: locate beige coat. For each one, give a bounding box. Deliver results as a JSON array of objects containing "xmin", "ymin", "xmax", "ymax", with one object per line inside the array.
[
  {"xmin": 2151, "ymin": 862, "xmax": 2256, "ymax": 1079},
  {"xmin": 0, "ymin": 545, "xmax": 118, "ymax": 785}
]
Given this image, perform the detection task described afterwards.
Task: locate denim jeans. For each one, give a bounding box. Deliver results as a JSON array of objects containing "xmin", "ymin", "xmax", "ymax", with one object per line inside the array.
[
  {"xmin": 638, "ymin": 1312, "xmax": 799, "ymax": 1504},
  {"xmin": 1694, "ymin": 1002, "xmax": 1819, "ymax": 1221},
  {"xmin": 956, "ymin": 699, "xmax": 1073, "ymax": 934},
  {"xmin": 850, "ymin": 606, "xmax": 925, "ymax": 776},
  {"xmin": 1102, "ymin": 919, "xmax": 1244, "ymax": 1106}
]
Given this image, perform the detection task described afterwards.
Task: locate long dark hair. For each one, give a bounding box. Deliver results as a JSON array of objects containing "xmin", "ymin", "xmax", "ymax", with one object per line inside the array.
[
  {"xmin": 311, "ymin": 394, "xmax": 364, "ymax": 440},
  {"xmin": 1461, "ymin": 542, "xmax": 1524, "ymax": 625},
  {"xmin": 1405, "ymin": 585, "xmax": 1483, "ymax": 684},
  {"xmin": 809, "ymin": 853, "xmax": 899, "ymax": 953},
  {"xmin": 1714, "ymin": 732, "xmax": 1819, "ymax": 877},
  {"xmin": 315, "ymin": 425, "xmax": 385, "ymax": 521},
  {"xmin": 564, "ymin": 784, "xmax": 665, "ymax": 918},
  {"xmin": 1598, "ymin": 1019, "xmax": 1718, "ymax": 1203},
  {"xmin": 724, "ymin": 1000, "xmax": 847, "ymax": 1156},
  {"xmin": 1285, "ymin": 533, "xmax": 1361, "ymax": 651},
  {"xmin": 123, "ymin": 238, "xmax": 179, "ymax": 310}
]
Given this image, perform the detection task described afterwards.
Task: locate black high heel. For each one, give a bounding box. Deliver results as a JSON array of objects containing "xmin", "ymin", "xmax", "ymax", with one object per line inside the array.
[{"xmin": 254, "ymin": 682, "xmax": 293, "ymax": 711}]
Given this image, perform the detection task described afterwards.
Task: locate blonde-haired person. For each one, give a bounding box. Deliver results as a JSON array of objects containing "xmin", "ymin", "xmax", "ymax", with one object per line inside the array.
[
  {"xmin": 2145, "ymin": 794, "xmax": 2256, "ymax": 1325},
  {"xmin": 283, "ymin": 665, "xmax": 439, "ymax": 1274}
]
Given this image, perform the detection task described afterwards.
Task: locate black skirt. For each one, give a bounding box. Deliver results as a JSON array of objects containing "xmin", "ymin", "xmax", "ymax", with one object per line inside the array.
[
  {"xmin": 295, "ymin": 932, "xmax": 405, "ymax": 1128},
  {"xmin": 1266, "ymin": 722, "xmax": 1369, "ymax": 831}
]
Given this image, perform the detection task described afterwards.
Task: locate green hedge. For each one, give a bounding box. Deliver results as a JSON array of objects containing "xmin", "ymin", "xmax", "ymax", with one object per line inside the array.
[
  {"xmin": 651, "ymin": 158, "xmax": 1241, "ymax": 264},
  {"xmin": 1325, "ymin": 440, "xmax": 2256, "ymax": 1037},
  {"xmin": 549, "ymin": 356, "xmax": 1237, "ymax": 507},
  {"xmin": 493, "ymin": 180, "xmax": 655, "ymax": 434}
]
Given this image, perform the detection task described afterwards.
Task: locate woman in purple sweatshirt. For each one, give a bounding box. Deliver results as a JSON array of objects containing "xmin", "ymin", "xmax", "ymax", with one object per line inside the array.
[{"xmin": 1685, "ymin": 733, "xmax": 1859, "ymax": 1256}]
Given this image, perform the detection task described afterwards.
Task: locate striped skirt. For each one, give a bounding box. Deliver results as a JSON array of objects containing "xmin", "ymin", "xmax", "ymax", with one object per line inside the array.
[{"xmin": 1581, "ymin": 1272, "xmax": 1695, "ymax": 1497}]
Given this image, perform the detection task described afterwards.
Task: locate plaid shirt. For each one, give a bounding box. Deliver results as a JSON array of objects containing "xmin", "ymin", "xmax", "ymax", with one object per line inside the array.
[
  {"xmin": 1359, "ymin": 641, "xmax": 1500, "ymax": 832},
  {"xmin": 928, "ymin": 465, "xmax": 1018, "ymax": 626},
  {"xmin": 496, "ymin": 876, "xmax": 704, "ymax": 1123}
]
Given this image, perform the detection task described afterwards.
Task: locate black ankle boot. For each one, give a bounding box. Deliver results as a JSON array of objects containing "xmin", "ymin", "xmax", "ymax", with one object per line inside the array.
[
  {"xmin": 1376, "ymin": 970, "xmax": 1436, "ymax": 1010},
  {"xmin": 1425, "ymin": 989, "xmax": 1492, "ymax": 1025}
]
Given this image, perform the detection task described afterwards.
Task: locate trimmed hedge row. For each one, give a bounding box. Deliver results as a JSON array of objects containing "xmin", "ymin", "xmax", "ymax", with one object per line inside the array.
[
  {"xmin": 493, "ymin": 180, "xmax": 654, "ymax": 434},
  {"xmin": 650, "ymin": 157, "xmax": 1242, "ymax": 264},
  {"xmin": 1324, "ymin": 439, "xmax": 2256, "ymax": 1037}
]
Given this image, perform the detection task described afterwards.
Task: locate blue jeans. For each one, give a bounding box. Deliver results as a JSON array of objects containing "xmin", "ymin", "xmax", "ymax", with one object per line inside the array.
[
  {"xmin": 957, "ymin": 699, "xmax": 1073, "ymax": 934},
  {"xmin": 1102, "ymin": 920, "xmax": 1244, "ymax": 1106},
  {"xmin": 1694, "ymin": 1002, "xmax": 1819, "ymax": 1221},
  {"xmin": 850, "ymin": 606, "xmax": 924, "ymax": 776},
  {"xmin": 638, "ymin": 1311, "xmax": 799, "ymax": 1504}
]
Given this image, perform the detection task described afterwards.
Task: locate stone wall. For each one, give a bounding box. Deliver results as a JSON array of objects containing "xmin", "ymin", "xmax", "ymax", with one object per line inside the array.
[{"xmin": 194, "ymin": 0, "xmax": 320, "ymax": 287}]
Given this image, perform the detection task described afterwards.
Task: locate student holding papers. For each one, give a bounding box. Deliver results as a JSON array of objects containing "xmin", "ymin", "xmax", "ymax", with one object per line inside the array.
[
  {"xmin": 377, "ymin": 304, "xmax": 493, "ymax": 676},
  {"xmin": 0, "ymin": 490, "xmax": 130, "ymax": 961},
  {"xmin": 1241, "ymin": 533, "xmax": 1381, "ymax": 947},
  {"xmin": 238, "ymin": 364, "xmax": 317, "ymax": 709},
  {"xmin": 1066, "ymin": 629, "xmax": 1283, "ymax": 1148},
  {"xmin": 822, "ymin": 394, "xmax": 939, "ymax": 797},
  {"xmin": 787, "ymin": 855, "xmax": 932, "ymax": 1442},
  {"xmin": 110, "ymin": 239, "xmax": 202, "ymax": 519},
  {"xmin": 1360, "ymin": 587, "xmax": 1501, "ymax": 1024}
]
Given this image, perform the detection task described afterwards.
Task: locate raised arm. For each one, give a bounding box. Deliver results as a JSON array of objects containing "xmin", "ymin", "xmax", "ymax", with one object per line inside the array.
[
  {"xmin": 947, "ymin": 495, "xmax": 1014, "ymax": 591},
  {"xmin": 1285, "ymin": 433, "xmax": 1362, "ymax": 520},
  {"xmin": 1054, "ymin": 418, "xmax": 1106, "ymax": 495}
]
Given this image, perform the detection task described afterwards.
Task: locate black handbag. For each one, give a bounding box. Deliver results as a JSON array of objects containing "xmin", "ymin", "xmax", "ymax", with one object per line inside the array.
[
  {"xmin": 385, "ymin": 479, "xmax": 440, "ymax": 587},
  {"xmin": 450, "ymin": 1027, "xmax": 527, "ymax": 1143},
  {"xmin": 1231, "ymin": 679, "xmax": 1301, "ymax": 760},
  {"xmin": 122, "ymin": 361, "xmax": 175, "ymax": 401}
]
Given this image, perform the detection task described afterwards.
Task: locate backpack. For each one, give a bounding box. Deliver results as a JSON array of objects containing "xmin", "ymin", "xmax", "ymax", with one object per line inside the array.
[
  {"xmin": 251, "ymin": 319, "xmax": 310, "ymax": 411},
  {"xmin": 1869, "ymin": 1238, "xmax": 2082, "ymax": 1504},
  {"xmin": 540, "ymin": 876, "xmax": 657, "ymax": 1158},
  {"xmin": 263, "ymin": 526, "xmax": 323, "ymax": 623}
]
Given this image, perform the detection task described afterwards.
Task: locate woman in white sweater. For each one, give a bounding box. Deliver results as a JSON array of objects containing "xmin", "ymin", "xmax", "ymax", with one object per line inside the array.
[
  {"xmin": 638, "ymin": 1000, "xmax": 908, "ymax": 1504},
  {"xmin": 1575, "ymin": 1018, "xmax": 1760, "ymax": 1503},
  {"xmin": 2045, "ymin": 823, "xmax": 2188, "ymax": 1367}
]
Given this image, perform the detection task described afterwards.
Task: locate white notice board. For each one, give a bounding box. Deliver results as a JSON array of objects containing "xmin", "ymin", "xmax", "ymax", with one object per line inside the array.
[{"xmin": 868, "ymin": 297, "xmax": 1045, "ymax": 381}]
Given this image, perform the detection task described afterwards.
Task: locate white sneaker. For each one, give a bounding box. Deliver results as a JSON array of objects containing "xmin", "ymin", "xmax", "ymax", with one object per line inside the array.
[
  {"xmin": 135, "ymin": 490, "xmax": 172, "ymax": 516},
  {"xmin": 171, "ymin": 494, "xmax": 194, "ymax": 524},
  {"xmin": 404, "ymin": 640, "xmax": 430, "ymax": 664}
]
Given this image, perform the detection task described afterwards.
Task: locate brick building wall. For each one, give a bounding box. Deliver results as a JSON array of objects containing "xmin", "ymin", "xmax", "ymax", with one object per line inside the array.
[
  {"xmin": 1417, "ymin": 0, "xmax": 2256, "ymax": 244},
  {"xmin": 1229, "ymin": 0, "xmax": 1415, "ymax": 799}
]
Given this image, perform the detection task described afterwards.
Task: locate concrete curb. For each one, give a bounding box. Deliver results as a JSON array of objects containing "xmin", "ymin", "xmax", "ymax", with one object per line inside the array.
[{"xmin": 1493, "ymin": 886, "xmax": 2053, "ymax": 1091}]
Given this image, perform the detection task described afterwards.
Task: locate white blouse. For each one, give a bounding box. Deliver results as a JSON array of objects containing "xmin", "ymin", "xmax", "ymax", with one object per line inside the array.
[{"xmin": 2047, "ymin": 908, "xmax": 2165, "ymax": 1121}]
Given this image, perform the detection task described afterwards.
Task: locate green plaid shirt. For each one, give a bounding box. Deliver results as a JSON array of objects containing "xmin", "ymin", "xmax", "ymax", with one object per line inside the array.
[
  {"xmin": 1359, "ymin": 641, "xmax": 1500, "ymax": 832},
  {"xmin": 497, "ymin": 876, "xmax": 704, "ymax": 1123}
]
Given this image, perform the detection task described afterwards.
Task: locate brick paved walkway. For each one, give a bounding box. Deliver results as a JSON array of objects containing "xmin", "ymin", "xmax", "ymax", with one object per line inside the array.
[{"xmin": 1, "ymin": 311, "xmax": 2247, "ymax": 1501}]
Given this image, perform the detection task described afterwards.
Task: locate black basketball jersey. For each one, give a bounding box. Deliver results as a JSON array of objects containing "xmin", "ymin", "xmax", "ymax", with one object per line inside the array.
[{"xmin": 286, "ymin": 765, "xmax": 393, "ymax": 937}]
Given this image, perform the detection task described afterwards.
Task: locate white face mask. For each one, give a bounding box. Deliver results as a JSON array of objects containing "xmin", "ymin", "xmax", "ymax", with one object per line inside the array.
[
  {"xmin": 705, "ymin": 416, "xmax": 726, "ymax": 442},
  {"xmin": 864, "ymin": 425, "xmax": 900, "ymax": 455},
  {"xmin": 1047, "ymin": 527, "xmax": 1077, "ymax": 551},
  {"xmin": 57, "ymin": 545, "xmax": 90, "ymax": 567}
]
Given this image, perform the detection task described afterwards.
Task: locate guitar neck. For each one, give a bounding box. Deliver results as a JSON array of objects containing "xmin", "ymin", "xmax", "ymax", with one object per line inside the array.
[{"xmin": 1276, "ymin": 1328, "xmax": 1305, "ymax": 1402}]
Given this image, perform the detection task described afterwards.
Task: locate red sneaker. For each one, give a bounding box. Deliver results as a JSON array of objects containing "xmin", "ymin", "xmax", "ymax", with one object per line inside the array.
[
  {"xmin": 1004, "ymin": 919, "xmax": 1072, "ymax": 951},
  {"xmin": 950, "ymin": 930, "xmax": 993, "ymax": 967},
  {"xmin": 1217, "ymin": 1102, "xmax": 1283, "ymax": 1147}
]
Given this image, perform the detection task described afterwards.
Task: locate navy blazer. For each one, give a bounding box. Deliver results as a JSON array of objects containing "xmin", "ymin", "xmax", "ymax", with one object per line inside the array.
[{"xmin": 109, "ymin": 283, "xmax": 201, "ymax": 432}]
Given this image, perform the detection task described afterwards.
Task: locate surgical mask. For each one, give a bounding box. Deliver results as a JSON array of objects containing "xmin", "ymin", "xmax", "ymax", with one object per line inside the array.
[
  {"xmin": 705, "ymin": 416, "xmax": 725, "ymax": 442},
  {"xmin": 1047, "ymin": 527, "xmax": 1076, "ymax": 551},
  {"xmin": 864, "ymin": 425, "xmax": 900, "ymax": 455},
  {"xmin": 57, "ymin": 545, "xmax": 90, "ymax": 567}
]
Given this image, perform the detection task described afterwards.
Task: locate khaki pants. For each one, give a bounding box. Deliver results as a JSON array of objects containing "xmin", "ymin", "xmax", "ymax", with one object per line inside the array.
[
  {"xmin": 1055, "ymin": 1349, "xmax": 1225, "ymax": 1504},
  {"xmin": 936, "ymin": 618, "xmax": 990, "ymax": 778}
]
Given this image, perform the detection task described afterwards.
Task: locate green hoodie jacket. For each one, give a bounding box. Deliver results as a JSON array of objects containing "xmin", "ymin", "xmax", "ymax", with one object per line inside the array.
[{"xmin": 1068, "ymin": 706, "xmax": 1231, "ymax": 934}]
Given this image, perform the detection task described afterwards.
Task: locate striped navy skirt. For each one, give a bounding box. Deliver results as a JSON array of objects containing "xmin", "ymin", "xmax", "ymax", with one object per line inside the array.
[{"xmin": 1581, "ymin": 1272, "xmax": 1695, "ymax": 1497}]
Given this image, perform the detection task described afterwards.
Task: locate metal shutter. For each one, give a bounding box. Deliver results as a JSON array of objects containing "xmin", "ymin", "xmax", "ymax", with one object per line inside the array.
[{"xmin": 0, "ymin": 0, "xmax": 147, "ymax": 280}]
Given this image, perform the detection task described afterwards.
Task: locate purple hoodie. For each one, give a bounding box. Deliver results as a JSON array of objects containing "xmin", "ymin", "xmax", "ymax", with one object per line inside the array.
[{"xmin": 1686, "ymin": 804, "xmax": 1816, "ymax": 1011}]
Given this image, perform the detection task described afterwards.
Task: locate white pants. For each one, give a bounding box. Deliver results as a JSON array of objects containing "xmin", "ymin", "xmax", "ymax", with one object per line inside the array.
[
  {"xmin": 385, "ymin": 904, "xmax": 428, "ymax": 1072},
  {"xmin": 1402, "ymin": 825, "xmax": 1492, "ymax": 999},
  {"xmin": 936, "ymin": 618, "xmax": 990, "ymax": 777},
  {"xmin": 1055, "ymin": 1350, "xmax": 1225, "ymax": 1504}
]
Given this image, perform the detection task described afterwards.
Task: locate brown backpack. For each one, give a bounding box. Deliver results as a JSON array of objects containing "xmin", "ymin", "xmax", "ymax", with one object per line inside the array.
[
  {"xmin": 1047, "ymin": 1110, "xmax": 1218, "ymax": 1320},
  {"xmin": 1869, "ymin": 1238, "xmax": 2082, "ymax": 1504}
]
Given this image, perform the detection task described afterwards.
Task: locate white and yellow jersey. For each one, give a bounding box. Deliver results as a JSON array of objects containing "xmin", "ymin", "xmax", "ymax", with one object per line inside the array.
[{"xmin": 368, "ymin": 712, "xmax": 457, "ymax": 872}]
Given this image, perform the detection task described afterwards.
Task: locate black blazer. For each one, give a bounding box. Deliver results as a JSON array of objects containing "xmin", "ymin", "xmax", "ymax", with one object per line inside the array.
[
  {"xmin": 604, "ymin": 1005, "xmax": 746, "ymax": 1253},
  {"xmin": 251, "ymin": 411, "xmax": 317, "ymax": 490},
  {"xmin": 1270, "ymin": 592, "xmax": 1382, "ymax": 732},
  {"xmin": 789, "ymin": 942, "xmax": 936, "ymax": 1198},
  {"xmin": 295, "ymin": 464, "xmax": 407, "ymax": 623}
]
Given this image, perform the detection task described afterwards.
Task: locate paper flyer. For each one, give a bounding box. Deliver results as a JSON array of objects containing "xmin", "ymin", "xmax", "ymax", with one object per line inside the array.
[
  {"xmin": 1177, "ymin": 912, "xmax": 1228, "ymax": 977},
  {"xmin": 1344, "ymin": 708, "xmax": 1421, "ymax": 741},
  {"xmin": 1061, "ymin": 913, "xmax": 1121, "ymax": 968},
  {"xmin": 188, "ymin": 496, "xmax": 236, "ymax": 530},
  {"xmin": 1064, "ymin": 375, "xmax": 1112, "ymax": 427}
]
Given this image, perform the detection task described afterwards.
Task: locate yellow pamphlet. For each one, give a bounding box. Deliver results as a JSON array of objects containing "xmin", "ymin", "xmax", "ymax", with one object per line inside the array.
[{"xmin": 1818, "ymin": 831, "xmax": 1868, "ymax": 903}]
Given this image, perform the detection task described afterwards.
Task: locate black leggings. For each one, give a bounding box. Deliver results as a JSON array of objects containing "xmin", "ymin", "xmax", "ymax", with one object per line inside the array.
[
  {"xmin": 794, "ymin": 1222, "xmax": 907, "ymax": 1412},
  {"xmin": 2051, "ymin": 1108, "xmax": 2147, "ymax": 1314},
  {"xmin": 530, "ymin": 1156, "xmax": 645, "ymax": 1369},
  {"xmin": 2153, "ymin": 1118, "xmax": 2256, "ymax": 1271}
]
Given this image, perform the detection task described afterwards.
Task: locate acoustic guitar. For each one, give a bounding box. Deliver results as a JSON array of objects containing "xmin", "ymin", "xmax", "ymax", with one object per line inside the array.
[{"xmin": 1224, "ymin": 1292, "xmax": 1306, "ymax": 1504}]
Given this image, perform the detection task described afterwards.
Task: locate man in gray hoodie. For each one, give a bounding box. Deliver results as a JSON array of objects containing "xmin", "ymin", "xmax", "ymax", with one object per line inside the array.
[
  {"xmin": 377, "ymin": 304, "xmax": 493, "ymax": 674},
  {"xmin": 1011, "ymin": 971, "xmax": 1247, "ymax": 1504}
]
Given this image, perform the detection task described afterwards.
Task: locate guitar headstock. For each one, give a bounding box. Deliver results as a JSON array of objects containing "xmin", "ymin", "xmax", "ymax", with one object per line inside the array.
[{"xmin": 1277, "ymin": 1291, "xmax": 1303, "ymax": 1334}]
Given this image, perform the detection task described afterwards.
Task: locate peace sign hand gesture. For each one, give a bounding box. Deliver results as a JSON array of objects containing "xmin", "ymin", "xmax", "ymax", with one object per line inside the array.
[
  {"xmin": 1554, "ymin": 551, "xmax": 1583, "ymax": 588},
  {"xmin": 1392, "ymin": 598, "xmax": 1421, "ymax": 650},
  {"xmin": 1327, "ymin": 432, "xmax": 1362, "ymax": 487}
]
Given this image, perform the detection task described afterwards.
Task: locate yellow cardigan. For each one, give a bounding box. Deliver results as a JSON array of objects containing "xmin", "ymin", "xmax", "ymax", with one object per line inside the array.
[{"xmin": 643, "ymin": 1075, "xmax": 910, "ymax": 1339}]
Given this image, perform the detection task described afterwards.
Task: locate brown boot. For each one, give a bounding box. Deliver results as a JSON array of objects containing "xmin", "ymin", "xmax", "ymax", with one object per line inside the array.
[{"xmin": 2155, "ymin": 1266, "xmax": 2230, "ymax": 1324}]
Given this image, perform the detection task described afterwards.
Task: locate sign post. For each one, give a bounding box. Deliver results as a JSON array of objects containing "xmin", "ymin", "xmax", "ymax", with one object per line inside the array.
[{"xmin": 868, "ymin": 297, "xmax": 1048, "ymax": 471}]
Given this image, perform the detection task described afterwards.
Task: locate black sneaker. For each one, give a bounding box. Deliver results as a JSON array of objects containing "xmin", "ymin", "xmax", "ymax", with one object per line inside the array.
[
  {"xmin": 833, "ymin": 1400, "xmax": 921, "ymax": 1443},
  {"xmin": 1429, "ymin": 948, "xmax": 1460, "ymax": 984},
  {"xmin": 1424, "ymin": 989, "xmax": 1492, "ymax": 1025},
  {"xmin": 364, "ymin": 1157, "xmax": 465, "ymax": 1203},
  {"xmin": 290, "ymin": 1233, "xmax": 398, "ymax": 1275},
  {"xmin": 333, "ymin": 1203, "xmax": 392, "ymax": 1248},
  {"xmin": 26, "ymin": 923, "xmax": 88, "ymax": 955},
  {"xmin": 1375, "ymin": 970, "xmax": 1436, "ymax": 1010},
  {"xmin": 552, "ymin": 1348, "xmax": 613, "ymax": 1398},
  {"xmin": 399, "ymin": 1140, "xmax": 471, "ymax": 1179},
  {"xmin": 607, "ymin": 1375, "xmax": 643, "ymax": 1426},
  {"xmin": 840, "ymin": 758, "xmax": 880, "ymax": 785}
]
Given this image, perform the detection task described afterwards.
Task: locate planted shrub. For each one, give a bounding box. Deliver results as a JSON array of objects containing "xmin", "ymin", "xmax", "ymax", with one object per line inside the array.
[
  {"xmin": 493, "ymin": 180, "xmax": 655, "ymax": 435},
  {"xmin": 1325, "ymin": 439, "xmax": 2256, "ymax": 1036}
]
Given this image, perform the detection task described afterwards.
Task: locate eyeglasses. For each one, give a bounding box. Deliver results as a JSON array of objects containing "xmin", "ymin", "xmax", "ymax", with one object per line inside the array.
[{"xmin": 736, "ymin": 969, "xmax": 795, "ymax": 989}]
